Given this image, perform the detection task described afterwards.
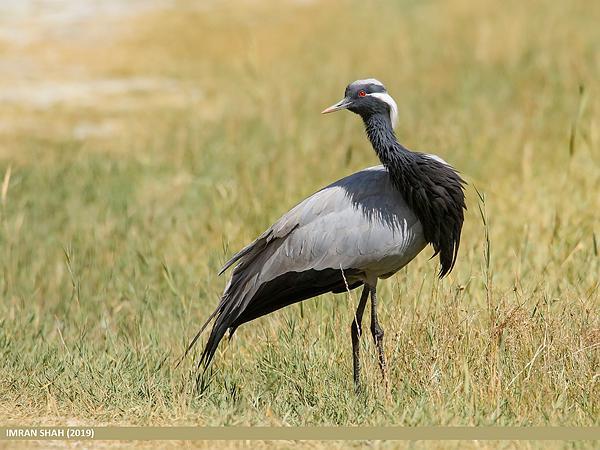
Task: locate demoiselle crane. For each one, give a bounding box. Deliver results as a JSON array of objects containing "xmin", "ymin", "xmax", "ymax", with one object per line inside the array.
[{"xmin": 187, "ymin": 79, "xmax": 466, "ymax": 388}]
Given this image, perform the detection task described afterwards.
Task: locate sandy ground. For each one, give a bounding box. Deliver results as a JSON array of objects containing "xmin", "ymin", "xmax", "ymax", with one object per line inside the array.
[
  {"xmin": 0, "ymin": 0, "xmax": 176, "ymax": 102},
  {"xmin": 0, "ymin": 0, "xmax": 167, "ymax": 45},
  {"xmin": 0, "ymin": 0, "xmax": 189, "ymax": 145}
]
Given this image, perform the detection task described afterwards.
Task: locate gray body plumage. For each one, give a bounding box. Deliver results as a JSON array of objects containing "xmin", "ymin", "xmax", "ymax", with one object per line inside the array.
[
  {"xmin": 225, "ymin": 164, "xmax": 426, "ymax": 286},
  {"xmin": 194, "ymin": 164, "xmax": 430, "ymax": 366}
]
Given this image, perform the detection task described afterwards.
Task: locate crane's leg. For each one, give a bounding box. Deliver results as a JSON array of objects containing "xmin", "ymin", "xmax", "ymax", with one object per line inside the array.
[
  {"xmin": 351, "ymin": 286, "xmax": 369, "ymax": 389},
  {"xmin": 369, "ymin": 284, "xmax": 389, "ymax": 390}
]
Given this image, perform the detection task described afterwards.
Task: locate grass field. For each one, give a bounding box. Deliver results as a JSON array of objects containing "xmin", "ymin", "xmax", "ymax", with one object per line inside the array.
[{"xmin": 0, "ymin": 0, "xmax": 598, "ymax": 446}]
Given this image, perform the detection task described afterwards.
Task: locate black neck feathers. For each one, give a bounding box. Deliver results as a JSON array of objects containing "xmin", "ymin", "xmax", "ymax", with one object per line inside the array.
[{"xmin": 363, "ymin": 113, "xmax": 466, "ymax": 277}]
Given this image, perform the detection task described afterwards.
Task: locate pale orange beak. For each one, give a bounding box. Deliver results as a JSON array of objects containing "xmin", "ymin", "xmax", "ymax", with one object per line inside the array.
[{"xmin": 321, "ymin": 97, "xmax": 353, "ymax": 114}]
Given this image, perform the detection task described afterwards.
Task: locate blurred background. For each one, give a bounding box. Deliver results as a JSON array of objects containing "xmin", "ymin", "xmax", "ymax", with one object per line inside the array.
[{"xmin": 0, "ymin": 0, "xmax": 598, "ymax": 429}]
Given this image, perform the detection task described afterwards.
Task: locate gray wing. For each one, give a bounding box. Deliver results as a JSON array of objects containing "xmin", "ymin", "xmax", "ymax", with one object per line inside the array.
[
  {"xmin": 194, "ymin": 165, "xmax": 426, "ymax": 366},
  {"xmin": 222, "ymin": 165, "xmax": 425, "ymax": 280}
]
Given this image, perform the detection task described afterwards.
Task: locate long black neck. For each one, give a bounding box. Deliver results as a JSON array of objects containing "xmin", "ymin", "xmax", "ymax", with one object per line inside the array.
[
  {"xmin": 364, "ymin": 113, "xmax": 412, "ymax": 168},
  {"xmin": 363, "ymin": 113, "xmax": 466, "ymax": 277}
]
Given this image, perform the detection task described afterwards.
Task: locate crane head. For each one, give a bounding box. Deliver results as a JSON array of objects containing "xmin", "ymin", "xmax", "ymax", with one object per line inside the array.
[{"xmin": 321, "ymin": 78, "xmax": 398, "ymax": 128}]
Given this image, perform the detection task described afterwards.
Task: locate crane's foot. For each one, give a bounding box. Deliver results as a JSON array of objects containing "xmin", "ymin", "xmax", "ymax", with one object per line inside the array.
[
  {"xmin": 373, "ymin": 326, "xmax": 390, "ymax": 396},
  {"xmin": 368, "ymin": 283, "xmax": 390, "ymax": 398}
]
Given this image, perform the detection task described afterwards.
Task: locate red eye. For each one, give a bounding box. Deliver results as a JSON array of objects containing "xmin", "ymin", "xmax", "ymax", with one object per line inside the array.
[{"xmin": 358, "ymin": 90, "xmax": 366, "ymax": 97}]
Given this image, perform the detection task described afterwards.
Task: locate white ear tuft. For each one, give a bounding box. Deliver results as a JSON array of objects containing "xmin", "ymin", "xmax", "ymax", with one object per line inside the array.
[{"xmin": 367, "ymin": 92, "xmax": 399, "ymax": 128}]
